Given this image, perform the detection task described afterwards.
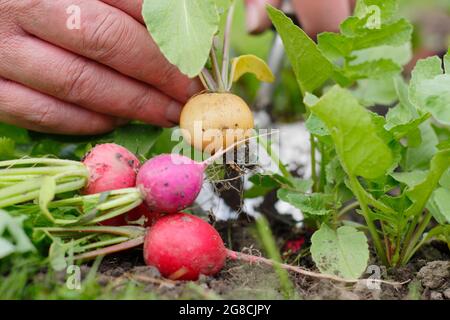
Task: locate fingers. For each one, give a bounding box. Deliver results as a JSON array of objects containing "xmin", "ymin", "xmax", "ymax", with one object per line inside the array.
[
  {"xmin": 244, "ymin": 0, "xmax": 282, "ymax": 34},
  {"xmin": 99, "ymin": 0, "xmax": 145, "ymax": 24},
  {"xmin": 0, "ymin": 35, "xmax": 182, "ymax": 127},
  {"xmin": 16, "ymin": 0, "xmax": 202, "ymax": 103},
  {"xmin": 292, "ymin": 0, "xmax": 351, "ymax": 38},
  {"xmin": 0, "ymin": 78, "xmax": 117, "ymax": 135}
]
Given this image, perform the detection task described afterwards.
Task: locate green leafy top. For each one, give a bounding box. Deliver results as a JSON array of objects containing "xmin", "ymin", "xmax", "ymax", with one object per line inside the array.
[
  {"xmin": 409, "ymin": 51, "xmax": 450, "ymax": 125},
  {"xmin": 305, "ymin": 86, "xmax": 394, "ymax": 179},
  {"xmin": 267, "ymin": 6, "xmax": 333, "ymax": 94},
  {"xmin": 0, "ymin": 210, "xmax": 34, "ymax": 260},
  {"xmin": 142, "ymin": 0, "xmax": 221, "ymax": 77}
]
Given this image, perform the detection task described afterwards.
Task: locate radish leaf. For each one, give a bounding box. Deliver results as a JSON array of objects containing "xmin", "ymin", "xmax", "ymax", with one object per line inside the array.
[
  {"xmin": 267, "ymin": 6, "xmax": 333, "ymax": 94},
  {"xmin": 409, "ymin": 53, "xmax": 450, "ymax": 125},
  {"xmin": 142, "ymin": 0, "xmax": 220, "ymax": 77},
  {"xmin": 305, "ymin": 86, "xmax": 394, "ymax": 179},
  {"xmin": 311, "ymin": 224, "xmax": 369, "ymax": 279},
  {"xmin": 0, "ymin": 210, "xmax": 34, "ymax": 259}
]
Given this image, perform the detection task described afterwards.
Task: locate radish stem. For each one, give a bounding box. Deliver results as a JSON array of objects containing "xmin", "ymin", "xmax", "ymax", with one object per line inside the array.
[{"xmin": 221, "ymin": 2, "xmax": 235, "ymax": 89}]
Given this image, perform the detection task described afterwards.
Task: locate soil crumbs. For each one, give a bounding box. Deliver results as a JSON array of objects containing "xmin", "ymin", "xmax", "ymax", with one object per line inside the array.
[{"xmin": 91, "ymin": 224, "xmax": 449, "ymax": 300}]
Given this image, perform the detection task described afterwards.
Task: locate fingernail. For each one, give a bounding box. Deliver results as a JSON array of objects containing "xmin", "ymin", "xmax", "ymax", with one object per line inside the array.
[
  {"xmin": 166, "ymin": 101, "xmax": 182, "ymax": 124},
  {"xmin": 246, "ymin": 3, "xmax": 261, "ymax": 33}
]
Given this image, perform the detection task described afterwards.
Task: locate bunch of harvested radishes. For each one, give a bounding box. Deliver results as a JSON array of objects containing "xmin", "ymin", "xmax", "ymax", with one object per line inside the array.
[
  {"xmin": 0, "ymin": 142, "xmax": 230, "ymax": 280},
  {"xmin": 83, "ymin": 143, "xmax": 227, "ymax": 281}
]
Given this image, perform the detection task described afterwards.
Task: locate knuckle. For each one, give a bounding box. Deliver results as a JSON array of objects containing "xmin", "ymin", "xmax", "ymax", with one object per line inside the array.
[
  {"xmin": 128, "ymin": 90, "xmax": 153, "ymax": 118},
  {"xmin": 82, "ymin": 11, "xmax": 130, "ymax": 61},
  {"xmin": 32, "ymin": 101, "xmax": 53, "ymax": 128},
  {"xmin": 155, "ymin": 64, "xmax": 179, "ymax": 89},
  {"xmin": 62, "ymin": 57, "xmax": 96, "ymax": 101},
  {"xmin": 0, "ymin": 77, "xmax": 14, "ymax": 101}
]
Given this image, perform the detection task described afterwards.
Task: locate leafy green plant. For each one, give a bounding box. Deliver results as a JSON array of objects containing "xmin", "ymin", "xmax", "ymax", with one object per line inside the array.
[
  {"xmin": 0, "ymin": 210, "xmax": 34, "ymax": 260},
  {"xmin": 142, "ymin": 0, "xmax": 274, "ymax": 93},
  {"xmin": 259, "ymin": 0, "xmax": 450, "ymax": 278}
]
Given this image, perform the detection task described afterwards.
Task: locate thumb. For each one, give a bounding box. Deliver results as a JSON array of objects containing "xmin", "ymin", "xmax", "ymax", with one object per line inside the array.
[{"xmin": 245, "ymin": 0, "xmax": 282, "ymax": 34}]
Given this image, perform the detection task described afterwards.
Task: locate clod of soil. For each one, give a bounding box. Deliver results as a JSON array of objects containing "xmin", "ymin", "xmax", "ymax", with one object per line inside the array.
[{"xmin": 417, "ymin": 261, "xmax": 450, "ymax": 290}]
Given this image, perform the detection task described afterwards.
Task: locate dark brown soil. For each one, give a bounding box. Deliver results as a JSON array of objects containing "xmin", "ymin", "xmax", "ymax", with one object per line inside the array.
[{"xmin": 92, "ymin": 221, "xmax": 449, "ymax": 300}]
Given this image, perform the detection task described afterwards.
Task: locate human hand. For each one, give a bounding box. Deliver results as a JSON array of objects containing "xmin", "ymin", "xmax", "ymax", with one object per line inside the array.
[
  {"xmin": 244, "ymin": 0, "xmax": 351, "ymax": 38},
  {"xmin": 0, "ymin": 0, "xmax": 202, "ymax": 135}
]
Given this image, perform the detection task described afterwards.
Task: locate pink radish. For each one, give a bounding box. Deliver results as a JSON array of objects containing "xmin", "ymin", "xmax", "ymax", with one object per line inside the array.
[
  {"xmin": 135, "ymin": 134, "xmax": 265, "ymax": 214},
  {"xmin": 136, "ymin": 154, "xmax": 205, "ymax": 214},
  {"xmin": 143, "ymin": 213, "xmax": 226, "ymax": 280}
]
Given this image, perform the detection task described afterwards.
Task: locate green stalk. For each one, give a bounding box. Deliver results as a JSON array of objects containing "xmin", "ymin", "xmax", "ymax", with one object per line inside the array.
[
  {"xmin": 210, "ymin": 40, "xmax": 225, "ymax": 92},
  {"xmin": 318, "ymin": 141, "xmax": 326, "ymax": 192},
  {"xmin": 348, "ymin": 175, "xmax": 387, "ymax": 265},
  {"xmin": 337, "ymin": 201, "xmax": 360, "ymax": 217},
  {"xmin": 92, "ymin": 199, "xmax": 143, "ymax": 224},
  {"xmin": 0, "ymin": 165, "xmax": 82, "ymax": 176},
  {"xmin": 200, "ymin": 68, "xmax": 217, "ymax": 91},
  {"xmin": 0, "ymin": 179, "xmax": 86, "ymax": 208},
  {"xmin": 393, "ymin": 214, "xmax": 420, "ymax": 266},
  {"xmin": 73, "ymin": 236, "xmax": 145, "ymax": 261},
  {"xmin": 48, "ymin": 188, "xmax": 141, "ymax": 207},
  {"xmin": 0, "ymin": 158, "xmax": 81, "ymax": 167},
  {"xmin": 310, "ymin": 134, "xmax": 318, "ymax": 192},
  {"xmin": 38, "ymin": 226, "xmax": 145, "ymax": 238},
  {"xmin": 400, "ymin": 211, "xmax": 432, "ymax": 265},
  {"xmin": 221, "ymin": 1, "xmax": 235, "ymax": 89},
  {"xmin": 95, "ymin": 192, "xmax": 142, "ymax": 211},
  {"xmin": 76, "ymin": 236, "xmax": 130, "ymax": 252}
]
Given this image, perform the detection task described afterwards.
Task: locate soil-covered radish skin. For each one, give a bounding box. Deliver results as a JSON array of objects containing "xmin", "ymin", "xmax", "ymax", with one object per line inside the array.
[
  {"xmin": 136, "ymin": 154, "xmax": 205, "ymax": 214},
  {"xmin": 180, "ymin": 93, "xmax": 254, "ymax": 152},
  {"xmin": 82, "ymin": 143, "xmax": 141, "ymax": 195},
  {"xmin": 82, "ymin": 143, "xmax": 142, "ymax": 225},
  {"xmin": 143, "ymin": 213, "xmax": 226, "ymax": 280}
]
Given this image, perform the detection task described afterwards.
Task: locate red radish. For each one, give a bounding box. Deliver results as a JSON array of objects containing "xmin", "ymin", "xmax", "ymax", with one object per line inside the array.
[
  {"xmin": 143, "ymin": 213, "xmax": 226, "ymax": 280},
  {"xmin": 82, "ymin": 143, "xmax": 143, "ymax": 226},
  {"xmin": 82, "ymin": 143, "xmax": 140, "ymax": 194},
  {"xmin": 136, "ymin": 154, "xmax": 205, "ymax": 214}
]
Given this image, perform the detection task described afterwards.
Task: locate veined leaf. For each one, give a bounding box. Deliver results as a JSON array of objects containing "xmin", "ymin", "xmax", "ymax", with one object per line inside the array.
[
  {"xmin": 341, "ymin": 59, "xmax": 401, "ymax": 81},
  {"xmin": 0, "ymin": 210, "xmax": 34, "ymax": 259},
  {"xmin": 385, "ymin": 77, "xmax": 430, "ymax": 140},
  {"xmin": 277, "ymin": 189, "xmax": 333, "ymax": 216},
  {"xmin": 391, "ymin": 170, "xmax": 428, "ymax": 187},
  {"xmin": 305, "ymin": 86, "xmax": 394, "ymax": 179},
  {"xmin": 403, "ymin": 121, "xmax": 439, "ymax": 171},
  {"xmin": 231, "ymin": 54, "xmax": 275, "ymax": 83},
  {"xmin": 311, "ymin": 224, "xmax": 369, "ymax": 279},
  {"xmin": 0, "ymin": 137, "xmax": 15, "ymax": 160},
  {"xmin": 114, "ymin": 124, "xmax": 162, "ymax": 158},
  {"xmin": 318, "ymin": 19, "xmax": 412, "ymax": 61},
  {"xmin": 427, "ymin": 188, "xmax": 450, "ymax": 225},
  {"xmin": 409, "ymin": 54, "xmax": 450, "ymax": 125},
  {"xmin": 354, "ymin": 0, "xmax": 399, "ymax": 24},
  {"xmin": 405, "ymin": 148, "xmax": 450, "ymax": 218},
  {"xmin": 440, "ymin": 169, "xmax": 450, "ymax": 189},
  {"xmin": 142, "ymin": 0, "xmax": 220, "ymax": 77},
  {"xmin": 267, "ymin": 6, "xmax": 333, "ymax": 94}
]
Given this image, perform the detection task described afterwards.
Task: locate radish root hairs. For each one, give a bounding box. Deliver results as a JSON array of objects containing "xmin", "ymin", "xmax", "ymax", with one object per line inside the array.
[
  {"xmin": 226, "ymin": 249, "xmax": 409, "ymax": 286},
  {"xmin": 201, "ymin": 131, "xmax": 277, "ymax": 166}
]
